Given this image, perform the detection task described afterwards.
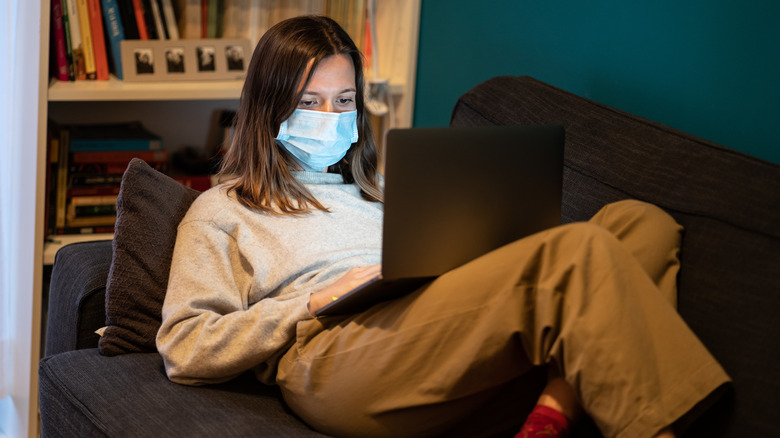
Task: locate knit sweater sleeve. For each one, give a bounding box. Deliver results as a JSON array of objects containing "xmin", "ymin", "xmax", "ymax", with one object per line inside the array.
[{"xmin": 156, "ymin": 209, "xmax": 313, "ymax": 386}]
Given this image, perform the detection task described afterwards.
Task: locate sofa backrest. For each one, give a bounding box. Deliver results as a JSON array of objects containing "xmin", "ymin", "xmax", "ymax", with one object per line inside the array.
[{"xmin": 450, "ymin": 75, "xmax": 780, "ymax": 437}]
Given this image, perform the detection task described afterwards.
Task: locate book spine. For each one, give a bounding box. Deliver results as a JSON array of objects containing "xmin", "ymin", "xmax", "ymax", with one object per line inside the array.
[
  {"xmin": 149, "ymin": 0, "xmax": 167, "ymax": 39},
  {"xmin": 69, "ymin": 194, "xmax": 119, "ymax": 206},
  {"xmin": 65, "ymin": 0, "xmax": 87, "ymax": 80},
  {"xmin": 87, "ymin": 0, "xmax": 110, "ymax": 79},
  {"xmin": 116, "ymin": 0, "xmax": 140, "ymax": 40},
  {"xmin": 70, "ymin": 174, "xmax": 124, "ymax": 185},
  {"xmin": 201, "ymin": 0, "xmax": 208, "ymax": 38},
  {"xmin": 206, "ymin": 0, "xmax": 218, "ymax": 38},
  {"xmin": 54, "ymin": 225, "xmax": 116, "ymax": 235},
  {"xmin": 140, "ymin": 0, "xmax": 159, "ymax": 39},
  {"xmin": 59, "ymin": 0, "xmax": 77, "ymax": 80},
  {"xmin": 71, "ymin": 149, "xmax": 167, "ymax": 164},
  {"xmin": 69, "ymin": 137, "xmax": 163, "ymax": 152},
  {"xmin": 51, "ymin": 0, "xmax": 71, "ymax": 81},
  {"xmin": 68, "ymin": 185, "xmax": 122, "ymax": 197},
  {"xmin": 100, "ymin": 0, "xmax": 125, "ymax": 79},
  {"xmin": 76, "ymin": 0, "xmax": 97, "ymax": 79},
  {"xmin": 161, "ymin": 0, "xmax": 179, "ymax": 39},
  {"xmin": 182, "ymin": 0, "xmax": 200, "ymax": 39},
  {"xmin": 55, "ymin": 129, "xmax": 70, "ymax": 230},
  {"xmin": 132, "ymin": 0, "xmax": 150, "ymax": 39}
]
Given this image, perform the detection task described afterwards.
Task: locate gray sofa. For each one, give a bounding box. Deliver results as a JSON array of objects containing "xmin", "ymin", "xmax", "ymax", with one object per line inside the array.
[{"xmin": 39, "ymin": 76, "xmax": 780, "ymax": 437}]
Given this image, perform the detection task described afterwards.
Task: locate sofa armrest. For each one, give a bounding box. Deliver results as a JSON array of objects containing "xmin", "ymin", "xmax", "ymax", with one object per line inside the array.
[{"xmin": 45, "ymin": 240, "xmax": 113, "ymax": 357}]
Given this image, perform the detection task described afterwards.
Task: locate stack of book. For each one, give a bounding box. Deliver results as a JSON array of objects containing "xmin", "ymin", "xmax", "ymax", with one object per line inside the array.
[
  {"xmin": 50, "ymin": 0, "xmax": 368, "ymax": 81},
  {"xmin": 47, "ymin": 121, "xmax": 166, "ymax": 235}
]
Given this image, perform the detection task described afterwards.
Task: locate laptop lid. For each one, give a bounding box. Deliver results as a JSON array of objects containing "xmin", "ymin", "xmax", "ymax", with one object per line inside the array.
[{"xmin": 380, "ymin": 125, "xmax": 564, "ymax": 280}]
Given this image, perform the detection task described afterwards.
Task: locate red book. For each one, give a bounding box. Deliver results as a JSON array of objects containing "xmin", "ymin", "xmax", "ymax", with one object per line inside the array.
[
  {"xmin": 87, "ymin": 0, "xmax": 110, "ymax": 80},
  {"xmin": 71, "ymin": 149, "xmax": 167, "ymax": 164},
  {"xmin": 51, "ymin": 0, "xmax": 71, "ymax": 81},
  {"xmin": 201, "ymin": 0, "xmax": 208, "ymax": 38},
  {"xmin": 132, "ymin": 0, "xmax": 150, "ymax": 39}
]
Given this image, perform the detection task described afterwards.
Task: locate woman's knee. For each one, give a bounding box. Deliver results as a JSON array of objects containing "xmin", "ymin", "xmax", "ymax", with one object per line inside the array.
[{"xmin": 590, "ymin": 200, "xmax": 682, "ymax": 248}]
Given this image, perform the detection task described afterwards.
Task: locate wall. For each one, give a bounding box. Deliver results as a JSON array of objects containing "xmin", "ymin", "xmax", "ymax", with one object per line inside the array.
[{"xmin": 413, "ymin": 0, "xmax": 780, "ymax": 165}]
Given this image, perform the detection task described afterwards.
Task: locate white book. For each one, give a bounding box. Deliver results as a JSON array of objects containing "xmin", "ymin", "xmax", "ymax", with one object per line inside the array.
[
  {"xmin": 160, "ymin": 0, "xmax": 180, "ymax": 39},
  {"xmin": 232, "ymin": 0, "xmax": 250, "ymax": 40},
  {"xmin": 247, "ymin": 0, "xmax": 270, "ymax": 46},
  {"xmin": 182, "ymin": 0, "xmax": 201, "ymax": 39},
  {"xmin": 150, "ymin": 0, "xmax": 167, "ymax": 40}
]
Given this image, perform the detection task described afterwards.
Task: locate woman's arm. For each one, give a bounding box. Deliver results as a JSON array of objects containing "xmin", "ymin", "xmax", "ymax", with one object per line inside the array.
[
  {"xmin": 156, "ymin": 219, "xmax": 311, "ymax": 386},
  {"xmin": 307, "ymin": 264, "xmax": 381, "ymax": 315}
]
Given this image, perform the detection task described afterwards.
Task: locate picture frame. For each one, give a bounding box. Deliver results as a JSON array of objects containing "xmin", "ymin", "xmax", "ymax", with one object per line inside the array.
[{"xmin": 120, "ymin": 39, "xmax": 251, "ymax": 82}]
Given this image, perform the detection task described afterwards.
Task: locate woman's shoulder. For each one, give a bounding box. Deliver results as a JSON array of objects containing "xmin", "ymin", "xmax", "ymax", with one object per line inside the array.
[{"xmin": 180, "ymin": 183, "xmax": 239, "ymax": 225}]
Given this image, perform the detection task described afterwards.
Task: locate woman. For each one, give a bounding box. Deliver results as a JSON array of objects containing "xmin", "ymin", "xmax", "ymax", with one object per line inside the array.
[{"xmin": 157, "ymin": 15, "xmax": 729, "ymax": 438}]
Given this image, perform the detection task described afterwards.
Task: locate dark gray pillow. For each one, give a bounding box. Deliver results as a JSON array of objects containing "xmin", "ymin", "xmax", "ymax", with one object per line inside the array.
[{"xmin": 99, "ymin": 158, "xmax": 201, "ymax": 356}]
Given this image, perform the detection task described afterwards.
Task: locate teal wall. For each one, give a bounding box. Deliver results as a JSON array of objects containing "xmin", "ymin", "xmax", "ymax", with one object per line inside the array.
[{"xmin": 413, "ymin": 0, "xmax": 780, "ymax": 164}]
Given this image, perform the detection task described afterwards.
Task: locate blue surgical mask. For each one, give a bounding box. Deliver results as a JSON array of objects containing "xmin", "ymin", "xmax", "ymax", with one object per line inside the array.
[{"xmin": 275, "ymin": 109, "xmax": 359, "ymax": 172}]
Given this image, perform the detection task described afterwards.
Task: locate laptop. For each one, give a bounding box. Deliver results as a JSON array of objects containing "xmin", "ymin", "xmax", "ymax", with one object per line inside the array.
[{"xmin": 315, "ymin": 125, "xmax": 565, "ymax": 316}]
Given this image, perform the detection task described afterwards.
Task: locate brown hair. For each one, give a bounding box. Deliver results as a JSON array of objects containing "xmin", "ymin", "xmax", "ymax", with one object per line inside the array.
[{"xmin": 218, "ymin": 15, "xmax": 383, "ymax": 214}]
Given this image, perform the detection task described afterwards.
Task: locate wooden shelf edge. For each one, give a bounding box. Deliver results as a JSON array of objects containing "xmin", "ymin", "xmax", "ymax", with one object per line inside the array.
[
  {"xmin": 44, "ymin": 233, "xmax": 114, "ymax": 266},
  {"xmin": 48, "ymin": 76, "xmax": 407, "ymax": 102},
  {"xmin": 48, "ymin": 76, "xmax": 245, "ymax": 101}
]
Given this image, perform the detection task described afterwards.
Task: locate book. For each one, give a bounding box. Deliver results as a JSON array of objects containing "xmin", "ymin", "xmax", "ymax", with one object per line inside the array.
[
  {"xmin": 160, "ymin": 0, "xmax": 180, "ymax": 39},
  {"xmin": 66, "ymin": 195, "xmax": 118, "ymax": 227},
  {"xmin": 173, "ymin": 175, "xmax": 213, "ymax": 192},
  {"xmin": 141, "ymin": 0, "xmax": 160, "ymax": 39},
  {"xmin": 65, "ymin": 0, "xmax": 87, "ymax": 79},
  {"xmin": 59, "ymin": 0, "xmax": 78, "ymax": 80},
  {"xmin": 68, "ymin": 184, "xmax": 122, "ymax": 197},
  {"xmin": 55, "ymin": 127, "xmax": 71, "ymax": 230},
  {"xmin": 132, "ymin": 0, "xmax": 150, "ymax": 39},
  {"xmin": 101, "ymin": 0, "xmax": 126, "ymax": 79},
  {"xmin": 76, "ymin": 0, "xmax": 97, "ymax": 79},
  {"xmin": 71, "ymin": 149, "xmax": 168, "ymax": 165},
  {"xmin": 206, "ymin": 0, "xmax": 219, "ymax": 38},
  {"xmin": 70, "ymin": 173, "xmax": 125, "ymax": 186},
  {"xmin": 67, "ymin": 121, "xmax": 163, "ymax": 152},
  {"xmin": 54, "ymin": 225, "xmax": 116, "ymax": 235},
  {"xmin": 246, "ymin": 0, "xmax": 269, "ymax": 46},
  {"xmin": 116, "ymin": 0, "xmax": 140, "ymax": 40},
  {"xmin": 149, "ymin": 0, "xmax": 167, "ymax": 39},
  {"xmin": 51, "ymin": 0, "xmax": 72, "ymax": 81},
  {"xmin": 87, "ymin": 0, "xmax": 110, "ymax": 79},
  {"xmin": 177, "ymin": 0, "xmax": 201, "ymax": 39}
]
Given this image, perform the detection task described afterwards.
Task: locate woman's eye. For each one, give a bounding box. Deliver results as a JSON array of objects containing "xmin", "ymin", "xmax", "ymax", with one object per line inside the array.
[
  {"xmin": 299, "ymin": 100, "xmax": 317, "ymax": 107},
  {"xmin": 337, "ymin": 98, "xmax": 354, "ymax": 105}
]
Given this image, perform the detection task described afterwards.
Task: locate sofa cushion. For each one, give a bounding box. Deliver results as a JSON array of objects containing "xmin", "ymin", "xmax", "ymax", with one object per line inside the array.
[
  {"xmin": 39, "ymin": 349, "xmax": 328, "ymax": 437},
  {"xmin": 450, "ymin": 75, "xmax": 780, "ymax": 437},
  {"xmin": 99, "ymin": 158, "xmax": 201, "ymax": 356}
]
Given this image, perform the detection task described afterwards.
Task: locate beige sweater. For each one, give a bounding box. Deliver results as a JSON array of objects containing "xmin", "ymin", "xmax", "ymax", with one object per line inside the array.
[{"xmin": 156, "ymin": 171, "xmax": 383, "ymax": 385}]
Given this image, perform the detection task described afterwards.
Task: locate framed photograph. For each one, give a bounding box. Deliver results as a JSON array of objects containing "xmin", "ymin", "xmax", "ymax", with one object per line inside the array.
[{"xmin": 121, "ymin": 39, "xmax": 251, "ymax": 82}]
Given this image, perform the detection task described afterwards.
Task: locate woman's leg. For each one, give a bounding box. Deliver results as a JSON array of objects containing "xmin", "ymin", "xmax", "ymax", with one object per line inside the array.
[
  {"xmin": 588, "ymin": 199, "xmax": 683, "ymax": 307},
  {"xmin": 521, "ymin": 200, "xmax": 685, "ymax": 436},
  {"xmin": 278, "ymin": 212, "xmax": 728, "ymax": 438}
]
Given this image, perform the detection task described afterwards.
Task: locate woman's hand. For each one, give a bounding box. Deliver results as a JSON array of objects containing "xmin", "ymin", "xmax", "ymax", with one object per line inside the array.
[{"xmin": 308, "ymin": 264, "xmax": 382, "ymax": 316}]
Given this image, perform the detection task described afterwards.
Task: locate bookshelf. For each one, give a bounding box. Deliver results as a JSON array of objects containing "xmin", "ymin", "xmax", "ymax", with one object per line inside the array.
[{"xmin": 38, "ymin": 0, "xmax": 421, "ymax": 262}]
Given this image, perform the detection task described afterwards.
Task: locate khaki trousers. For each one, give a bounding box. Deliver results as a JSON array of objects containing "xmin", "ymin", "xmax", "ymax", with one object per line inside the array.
[{"xmin": 277, "ymin": 200, "xmax": 730, "ymax": 438}]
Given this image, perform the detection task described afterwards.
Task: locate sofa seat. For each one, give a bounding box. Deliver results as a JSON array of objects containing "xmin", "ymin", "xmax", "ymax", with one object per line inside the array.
[{"xmin": 39, "ymin": 349, "xmax": 327, "ymax": 437}]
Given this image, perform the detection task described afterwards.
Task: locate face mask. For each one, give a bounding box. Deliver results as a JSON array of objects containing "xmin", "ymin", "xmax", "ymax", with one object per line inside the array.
[{"xmin": 275, "ymin": 109, "xmax": 359, "ymax": 172}]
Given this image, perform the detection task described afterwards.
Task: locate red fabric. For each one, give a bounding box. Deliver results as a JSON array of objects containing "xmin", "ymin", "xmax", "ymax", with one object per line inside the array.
[{"xmin": 515, "ymin": 405, "xmax": 571, "ymax": 438}]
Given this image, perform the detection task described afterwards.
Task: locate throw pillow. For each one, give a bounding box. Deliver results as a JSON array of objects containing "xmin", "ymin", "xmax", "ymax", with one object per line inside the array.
[{"xmin": 98, "ymin": 158, "xmax": 201, "ymax": 356}]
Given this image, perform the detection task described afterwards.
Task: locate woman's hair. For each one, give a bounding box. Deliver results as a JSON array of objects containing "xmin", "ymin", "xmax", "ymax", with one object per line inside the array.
[{"xmin": 218, "ymin": 15, "xmax": 383, "ymax": 214}]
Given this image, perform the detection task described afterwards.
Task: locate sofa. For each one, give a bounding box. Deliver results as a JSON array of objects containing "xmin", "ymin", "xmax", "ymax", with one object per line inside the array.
[{"xmin": 39, "ymin": 76, "xmax": 780, "ymax": 437}]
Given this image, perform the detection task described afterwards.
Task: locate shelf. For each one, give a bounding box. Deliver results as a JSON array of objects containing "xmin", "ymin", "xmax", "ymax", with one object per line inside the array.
[
  {"xmin": 44, "ymin": 234, "xmax": 114, "ymax": 266},
  {"xmin": 48, "ymin": 76, "xmax": 406, "ymax": 103},
  {"xmin": 48, "ymin": 76, "xmax": 245, "ymax": 101}
]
